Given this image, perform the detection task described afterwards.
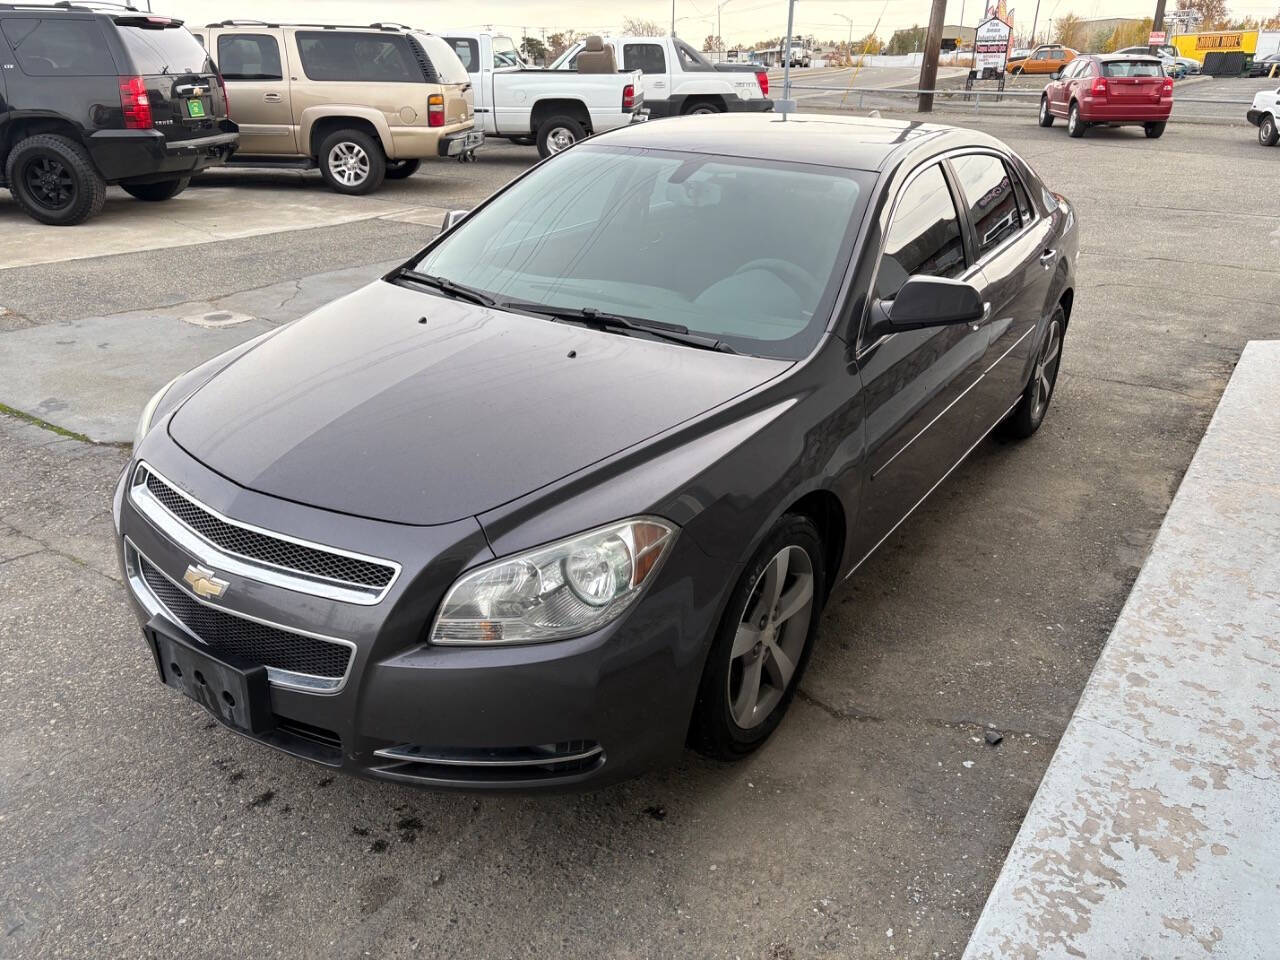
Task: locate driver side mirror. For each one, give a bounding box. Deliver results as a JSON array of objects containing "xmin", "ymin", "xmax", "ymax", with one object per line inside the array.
[
  {"xmin": 441, "ymin": 208, "xmax": 470, "ymax": 232},
  {"xmin": 869, "ymin": 276, "xmax": 986, "ymax": 338}
]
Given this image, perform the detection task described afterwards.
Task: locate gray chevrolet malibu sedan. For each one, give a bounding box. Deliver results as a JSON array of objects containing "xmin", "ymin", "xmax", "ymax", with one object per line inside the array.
[{"xmin": 116, "ymin": 114, "xmax": 1077, "ymax": 790}]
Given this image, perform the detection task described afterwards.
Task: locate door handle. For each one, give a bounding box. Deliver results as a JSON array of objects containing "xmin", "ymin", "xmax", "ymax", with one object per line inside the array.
[
  {"xmin": 264, "ymin": 92, "xmax": 283, "ymax": 103},
  {"xmin": 1039, "ymin": 249, "xmax": 1056, "ymax": 268}
]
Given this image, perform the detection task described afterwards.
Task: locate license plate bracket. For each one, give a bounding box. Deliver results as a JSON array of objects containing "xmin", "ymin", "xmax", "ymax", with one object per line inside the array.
[{"xmin": 146, "ymin": 617, "xmax": 274, "ymax": 734}]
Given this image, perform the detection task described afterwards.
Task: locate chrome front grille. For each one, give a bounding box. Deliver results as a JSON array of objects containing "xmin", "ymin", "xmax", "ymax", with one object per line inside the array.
[
  {"xmin": 129, "ymin": 463, "xmax": 399, "ymax": 605},
  {"xmin": 125, "ymin": 541, "xmax": 355, "ymax": 693}
]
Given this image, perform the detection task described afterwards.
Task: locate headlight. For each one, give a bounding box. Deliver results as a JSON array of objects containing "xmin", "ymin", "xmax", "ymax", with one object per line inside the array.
[
  {"xmin": 430, "ymin": 517, "xmax": 677, "ymax": 645},
  {"xmin": 133, "ymin": 376, "xmax": 180, "ymax": 450}
]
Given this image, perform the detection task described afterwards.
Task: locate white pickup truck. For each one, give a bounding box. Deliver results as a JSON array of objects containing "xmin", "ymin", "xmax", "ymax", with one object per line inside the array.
[
  {"xmin": 440, "ymin": 31, "xmax": 643, "ymax": 157},
  {"xmin": 550, "ymin": 36, "xmax": 772, "ymax": 119},
  {"xmin": 1247, "ymin": 86, "xmax": 1280, "ymax": 146}
]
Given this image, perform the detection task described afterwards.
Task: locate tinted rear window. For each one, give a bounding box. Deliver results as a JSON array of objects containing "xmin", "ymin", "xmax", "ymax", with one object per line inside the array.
[
  {"xmin": 1103, "ymin": 60, "xmax": 1162, "ymax": 77},
  {"xmin": 117, "ymin": 25, "xmax": 213, "ymax": 75},
  {"xmin": 1, "ymin": 17, "xmax": 116, "ymax": 76},
  {"xmin": 414, "ymin": 33, "xmax": 471, "ymax": 84},
  {"xmin": 442, "ymin": 36, "xmax": 479, "ymax": 72},
  {"xmin": 297, "ymin": 31, "xmax": 420, "ymax": 83}
]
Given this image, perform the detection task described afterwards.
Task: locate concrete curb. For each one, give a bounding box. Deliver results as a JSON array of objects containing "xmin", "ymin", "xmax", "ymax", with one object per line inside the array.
[{"xmin": 962, "ymin": 340, "xmax": 1280, "ymax": 959}]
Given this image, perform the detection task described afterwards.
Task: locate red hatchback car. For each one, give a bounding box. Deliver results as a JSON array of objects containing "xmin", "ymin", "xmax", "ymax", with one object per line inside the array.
[{"xmin": 1039, "ymin": 54, "xmax": 1173, "ymax": 139}]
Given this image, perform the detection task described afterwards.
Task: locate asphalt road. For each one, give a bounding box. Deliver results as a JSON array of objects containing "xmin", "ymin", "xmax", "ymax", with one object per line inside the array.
[{"xmin": 2, "ymin": 120, "xmax": 1278, "ymax": 960}]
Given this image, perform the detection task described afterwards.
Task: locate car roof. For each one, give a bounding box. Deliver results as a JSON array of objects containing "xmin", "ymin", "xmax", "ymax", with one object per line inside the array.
[
  {"xmin": 1091, "ymin": 52, "xmax": 1161, "ymax": 61},
  {"xmin": 592, "ymin": 113, "xmax": 1003, "ymax": 173}
]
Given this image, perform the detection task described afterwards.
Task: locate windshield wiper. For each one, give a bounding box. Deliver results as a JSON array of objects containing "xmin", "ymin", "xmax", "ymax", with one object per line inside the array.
[
  {"xmin": 508, "ymin": 304, "xmax": 737, "ymax": 353},
  {"xmin": 388, "ymin": 267, "xmax": 498, "ymax": 308}
]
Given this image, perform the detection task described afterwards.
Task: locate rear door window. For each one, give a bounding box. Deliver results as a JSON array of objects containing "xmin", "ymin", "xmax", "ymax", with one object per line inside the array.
[
  {"xmin": 117, "ymin": 25, "xmax": 213, "ymax": 75},
  {"xmin": 951, "ymin": 153, "xmax": 1023, "ymax": 258},
  {"xmin": 443, "ymin": 36, "xmax": 479, "ymax": 72},
  {"xmin": 624, "ymin": 43, "xmax": 666, "ymax": 74},
  {"xmin": 217, "ymin": 34, "xmax": 283, "ymax": 81},
  {"xmin": 1, "ymin": 17, "xmax": 117, "ymax": 76},
  {"xmin": 296, "ymin": 31, "xmax": 420, "ymax": 82},
  {"xmin": 875, "ymin": 163, "xmax": 966, "ymax": 301}
]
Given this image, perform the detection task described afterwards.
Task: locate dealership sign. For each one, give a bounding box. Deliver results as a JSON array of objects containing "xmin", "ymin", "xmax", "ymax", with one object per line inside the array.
[
  {"xmin": 974, "ymin": 17, "xmax": 1012, "ymax": 73},
  {"xmin": 1148, "ymin": 30, "xmax": 1167, "ymax": 44}
]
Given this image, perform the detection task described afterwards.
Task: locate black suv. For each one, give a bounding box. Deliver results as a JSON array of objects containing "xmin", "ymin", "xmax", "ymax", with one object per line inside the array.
[{"xmin": 0, "ymin": 2, "xmax": 238, "ymax": 225}]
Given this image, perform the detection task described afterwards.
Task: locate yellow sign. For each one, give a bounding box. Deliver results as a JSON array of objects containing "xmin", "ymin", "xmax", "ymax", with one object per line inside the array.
[{"xmin": 1196, "ymin": 33, "xmax": 1244, "ymax": 50}]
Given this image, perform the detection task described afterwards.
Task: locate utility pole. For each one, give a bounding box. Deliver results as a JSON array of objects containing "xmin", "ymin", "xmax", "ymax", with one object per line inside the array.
[
  {"xmin": 782, "ymin": 0, "xmax": 797, "ymax": 115},
  {"xmin": 1153, "ymin": 0, "xmax": 1167, "ymax": 32},
  {"xmin": 718, "ymin": 0, "xmax": 738, "ymax": 63},
  {"xmin": 1029, "ymin": 0, "xmax": 1042, "ymax": 48},
  {"xmin": 917, "ymin": 0, "xmax": 947, "ymax": 112},
  {"xmin": 671, "ymin": 0, "xmax": 677, "ymax": 37}
]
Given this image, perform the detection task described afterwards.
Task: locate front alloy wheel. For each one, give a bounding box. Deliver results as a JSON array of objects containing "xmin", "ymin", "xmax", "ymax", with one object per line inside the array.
[{"xmin": 727, "ymin": 545, "xmax": 815, "ymax": 730}]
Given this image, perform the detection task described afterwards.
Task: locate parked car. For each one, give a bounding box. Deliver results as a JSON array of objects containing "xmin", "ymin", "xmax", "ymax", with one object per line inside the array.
[
  {"xmin": 1114, "ymin": 46, "xmax": 1197, "ymax": 77},
  {"xmin": 120, "ymin": 113, "xmax": 1076, "ymax": 790},
  {"xmin": 1247, "ymin": 52, "xmax": 1280, "ymax": 77},
  {"xmin": 1007, "ymin": 44, "xmax": 1077, "ymax": 75},
  {"xmin": 197, "ymin": 22, "xmax": 480, "ymax": 194},
  {"xmin": 1039, "ymin": 54, "xmax": 1172, "ymax": 138},
  {"xmin": 551, "ymin": 35, "xmax": 772, "ymax": 119},
  {"xmin": 1247, "ymin": 86, "xmax": 1280, "ymax": 145},
  {"xmin": 0, "ymin": 6, "xmax": 236, "ymax": 225},
  {"xmin": 441, "ymin": 32, "xmax": 644, "ymax": 157}
]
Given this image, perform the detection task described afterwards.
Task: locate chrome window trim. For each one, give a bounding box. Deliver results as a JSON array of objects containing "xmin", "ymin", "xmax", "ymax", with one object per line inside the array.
[
  {"xmin": 130, "ymin": 462, "xmax": 401, "ymax": 606},
  {"xmin": 123, "ymin": 538, "xmax": 357, "ymax": 695}
]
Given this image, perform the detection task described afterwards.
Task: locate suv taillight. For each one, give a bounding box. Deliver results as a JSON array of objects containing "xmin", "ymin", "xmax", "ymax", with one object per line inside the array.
[
  {"xmin": 428, "ymin": 93, "xmax": 445, "ymax": 127},
  {"xmin": 119, "ymin": 75, "xmax": 152, "ymax": 129},
  {"xmin": 217, "ymin": 73, "xmax": 230, "ymax": 117},
  {"xmin": 622, "ymin": 83, "xmax": 636, "ymax": 110},
  {"xmin": 1090, "ymin": 76, "xmax": 1108, "ymax": 97},
  {"xmin": 756, "ymin": 70, "xmax": 769, "ymax": 96}
]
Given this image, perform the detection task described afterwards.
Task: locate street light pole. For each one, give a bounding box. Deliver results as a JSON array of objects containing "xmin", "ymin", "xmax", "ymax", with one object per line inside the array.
[
  {"xmin": 671, "ymin": 0, "xmax": 676, "ymax": 37},
  {"xmin": 718, "ymin": 0, "xmax": 738, "ymax": 63},
  {"xmin": 835, "ymin": 12, "xmax": 853, "ymax": 62},
  {"xmin": 782, "ymin": 0, "xmax": 796, "ymax": 111}
]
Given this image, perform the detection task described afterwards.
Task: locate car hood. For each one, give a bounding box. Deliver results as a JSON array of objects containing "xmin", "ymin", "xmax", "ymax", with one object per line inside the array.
[{"xmin": 169, "ymin": 280, "xmax": 789, "ymax": 525}]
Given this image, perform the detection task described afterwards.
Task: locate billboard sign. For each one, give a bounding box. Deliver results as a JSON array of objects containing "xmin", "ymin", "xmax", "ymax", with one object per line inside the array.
[{"xmin": 974, "ymin": 16, "xmax": 1012, "ymax": 73}]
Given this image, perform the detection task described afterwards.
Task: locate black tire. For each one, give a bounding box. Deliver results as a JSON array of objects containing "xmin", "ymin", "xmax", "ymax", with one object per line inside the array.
[
  {"xmin": 121, "ymin": 177, "xmax": 190, "ymax": 202},
  {"xmin": 1067, "ymin": 102, "xmax": 1086, "ymax": 138},
  {"xmin": 1038, "ymin": 95, "xmax": 1055, "ymax": 127},
  {"xmin": 384, "ymin": 158, "xmax": 422, "ymax": 180},
  {"xmin": 535, "ymin": 115, "xmax": 585, "ymax": 159},
  {"xmin": 1144, "ymin": 121, "xmax": 1167, "ymax": 139},
  {"xmin": 317, "ymin": 128, "xmax": 386, "ymax": 195},
  {"xmin": 1000, "ymin": 305, "xmax": 1065, "ymax": 440},
  {"xmin": 689, "ymin": 514, "xmax": 827, "ymax": 761},
  {"xmin": 1011, "ymin": 65, "xmax": 1023, "ymax": 76},
  {"xmin": 683, "ymin": 99, "xmax": 725, "ymax": 116},
  {"xmin": 1259, "ymin": 114, "xmax": 1279, "ymax": 146},
  {"xmin": 5, "ymin": 133, "xmax": 105, "ymax": 226}
]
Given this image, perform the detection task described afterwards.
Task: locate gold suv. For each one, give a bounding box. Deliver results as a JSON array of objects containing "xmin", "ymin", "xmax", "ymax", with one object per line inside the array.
[{"xmin": 194, "ymin": 21, "xmax": 481, "ymax": 193}]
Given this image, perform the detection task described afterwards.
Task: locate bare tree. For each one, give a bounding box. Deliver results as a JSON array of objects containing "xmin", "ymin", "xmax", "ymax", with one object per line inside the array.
[
  {"xmin": 546, "ymin": 30, "xmax": 580, "ymax": 58},
  {"xmin": 1175, "ymin": 0, "xmax": 1229, "ymax": 30},
  {"xmin": 622, "ymin": 17, "xmax": 664, "ymax": 37},
  {"xmin": 1053, "ymin": 14, "xmax": 1087, "ymax": 49}
]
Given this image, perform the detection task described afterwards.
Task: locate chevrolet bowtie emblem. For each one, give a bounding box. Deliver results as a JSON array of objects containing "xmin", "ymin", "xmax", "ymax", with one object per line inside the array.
[{"xmin": 183, "ymin": 564, "xmax": 229, "ymax": 600}]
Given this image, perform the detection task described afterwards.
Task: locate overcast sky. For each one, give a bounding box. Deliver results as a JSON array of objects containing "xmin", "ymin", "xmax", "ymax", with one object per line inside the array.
[{"xmin": 149, "ymin": 0, "xmax": 1280, "ymax": 46}]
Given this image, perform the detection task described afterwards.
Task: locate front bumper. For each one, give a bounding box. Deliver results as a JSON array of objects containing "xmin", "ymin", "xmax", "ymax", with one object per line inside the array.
[
  {"xmin": 87, "ymin": 123, "xmax": 239, "ymax": 183},
  {"xmin": 113, "ymin": 441, "xmax": 731, "ymax": 791},
  {"xmin": 1247, "ymin": 108, "xmax": 1262, "ymax": 126}
]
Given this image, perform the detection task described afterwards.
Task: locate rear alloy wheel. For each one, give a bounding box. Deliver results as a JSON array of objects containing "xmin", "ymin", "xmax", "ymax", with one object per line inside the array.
[
  {"xmin": 1000, "ymin": 306, "xmax": 1065, "ymax": 440},
  {"xmin": 5, "ymin": 133, "xmax": 105, "ymax": 226},
  {"xmin": 318, "ymin": 129, "xmax": 386, "ymax": 195},
  {"xmin": 684, "ymin": 100, "xmax": 724, "ymax": 116},
  {"xmin": 1067, "ymin": 102, "xmax": 1086, "ymax": 138},
  {"xmin": 1038, "ymin": 96, "xmax": 1055, "ymax": 127},
  {"xmin": 1144, "ymin": 121, "xmax": 1167, "ymax": 139},
  {"xmin": 1260, "ymin": 114, "xmax": 1279, "ymax": 146},
  {"xmin": 121, "ymin": 177, "xmax": 190, "ymax": 202},
  {"xmin": 690, "ymin": 514, "xmax": 826, "ymax": 760},
  {"xmin": 536, "ymin": 115, "xmax": 585, "ymax": 158},
  {"xmin": 384, "ymin": 158, "xmax": 422, "ymax": 180}
]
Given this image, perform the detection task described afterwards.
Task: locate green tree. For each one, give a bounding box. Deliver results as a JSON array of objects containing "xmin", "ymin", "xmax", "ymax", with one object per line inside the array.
[
  {"xmin": 854, "ymin": 32, "xmax": 884, "ymax": 55},
  {"xmin": 1053, "ymin": 14, "xmax": 1088, "ymax": 50},
  {"xmin": 546, "ymin": 31, "xmax": 579, "ymax": 58},
  {"xmin": 1107, "ymin": 17, "xmax": 1154, "ymax": 52},
  {"xmin": 886, "ymin": 25, "xmax": 927, "ymax": 55},
  {"xmin": 520, "ymin": 36, "xmax": 548, "ymax": 62}
]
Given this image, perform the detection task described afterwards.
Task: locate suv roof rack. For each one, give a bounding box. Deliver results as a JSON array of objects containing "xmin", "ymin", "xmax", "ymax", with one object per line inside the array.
[
  {"xmin": 0, "ymin": 1, "xmax": 141, "ymax": 10},
  {"xmin": 208, "ymin": 19, "xmax": 414, "ymax": 33}
]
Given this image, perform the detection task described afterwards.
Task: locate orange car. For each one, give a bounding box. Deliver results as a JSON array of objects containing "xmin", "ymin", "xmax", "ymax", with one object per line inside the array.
[{"xmin": 1007, "ymin": 44, "xmax": 1078, "ymax": 75}]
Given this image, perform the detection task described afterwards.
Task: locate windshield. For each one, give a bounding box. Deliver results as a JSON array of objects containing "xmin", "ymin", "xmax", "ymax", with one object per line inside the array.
[
  {"xmin": 118, "ymin": 24, "xmax": 213, "ymax": 75},
  {"xmin": 407, "ymin": 145, "xmax": 871, "ymax": 359}
]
